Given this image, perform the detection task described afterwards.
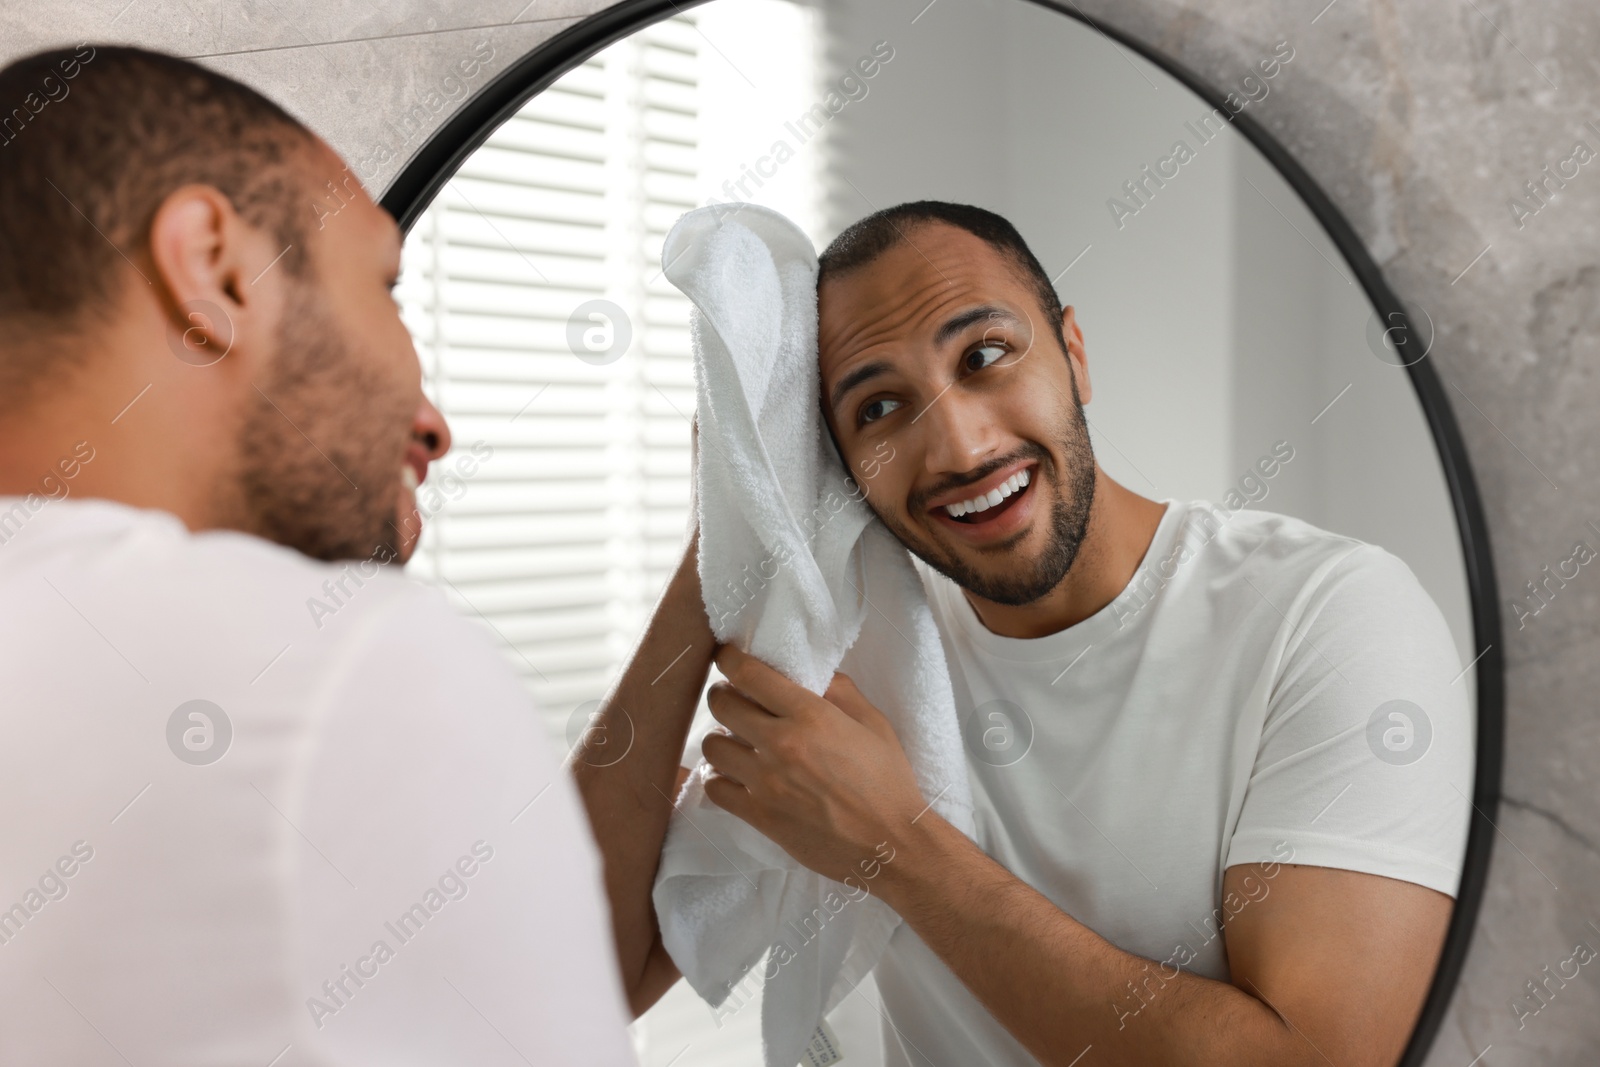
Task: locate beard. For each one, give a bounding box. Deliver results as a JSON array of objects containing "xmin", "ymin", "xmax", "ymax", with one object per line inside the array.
[
  {"xmin": 874, "ymin": 375, "xmax": 1098, "ymax": 606},
  {"xmin": 232, "ymin": 279, "xmax": 415, "ymax": 563}
]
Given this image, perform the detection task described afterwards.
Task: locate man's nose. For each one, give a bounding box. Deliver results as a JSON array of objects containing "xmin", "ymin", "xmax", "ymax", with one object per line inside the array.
[
  {"xmin": 918, "ymin": 388, "xmax": 999, "ymax": 476},
  {"xmin": 412, "ymin": 395, "xmax": 452, "ymax": 463}
]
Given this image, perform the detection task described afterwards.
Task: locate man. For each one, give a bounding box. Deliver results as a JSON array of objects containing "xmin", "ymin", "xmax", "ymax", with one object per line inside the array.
[
  {"xmin": 577, "ymin": 202, "xmax": 1470, "ymax": 1065},
  {"xmin": 0, "ymin": 46, "xmax": 635, "ymax": 1065}
]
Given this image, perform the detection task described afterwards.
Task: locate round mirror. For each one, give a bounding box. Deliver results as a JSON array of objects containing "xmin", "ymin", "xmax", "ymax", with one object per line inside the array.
[{"xmin": 383, "ymin": 2, "xmax": 1501, "ymax": 1064}]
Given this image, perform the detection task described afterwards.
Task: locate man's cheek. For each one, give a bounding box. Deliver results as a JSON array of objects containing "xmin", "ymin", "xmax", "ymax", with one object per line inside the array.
[
  {"xmin": 850, "ymin": 455, "xmax": 912, "ymax": 529},
  {"xmin": 852, "ymin": 438, "xmax": 897, "ymax": 486},
  {"xmin": 865, "ymin": 451, "xmax": 912, "ymax": 517}
]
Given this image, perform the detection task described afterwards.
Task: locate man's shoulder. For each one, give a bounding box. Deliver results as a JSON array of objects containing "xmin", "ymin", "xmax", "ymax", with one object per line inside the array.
[
  {"xmin": 1174, "ymin": 501, "xmax": 1391, "ymax": 582},
  {"xmin": 1, "ymin": 496, "xmax": 459, "ymax": 655},
  {"xmin": 1171, "ymin": 500, "xmax": 1434, "ymax": 627}
]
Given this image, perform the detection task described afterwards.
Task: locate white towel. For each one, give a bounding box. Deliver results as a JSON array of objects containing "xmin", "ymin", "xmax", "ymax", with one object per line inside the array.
[{"xmin": 651, "ymin": 203, "xmax": 976, "ymax": 1067}]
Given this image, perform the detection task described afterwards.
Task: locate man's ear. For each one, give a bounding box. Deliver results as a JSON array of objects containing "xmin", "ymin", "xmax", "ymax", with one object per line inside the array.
[
  {"xmin": 1061, "ymin": 304, "xmax": 1091, "ymax": 405},
  {"xmin": 146, "ymin": 184, "xmax": 279, "ymax": 369}
]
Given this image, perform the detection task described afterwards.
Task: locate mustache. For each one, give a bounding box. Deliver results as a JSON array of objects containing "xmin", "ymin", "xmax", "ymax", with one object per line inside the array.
[{"xmin": 909, "ymin": 444, "xmax": 1049, "ymax": 513}]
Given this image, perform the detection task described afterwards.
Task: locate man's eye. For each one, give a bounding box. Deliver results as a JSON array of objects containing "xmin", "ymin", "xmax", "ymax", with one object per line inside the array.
[
  {"xmin": 860, "ymin": 398, "xmax": 904, "ymax": 425},
  {"xmin": 965, "ymin": 344, "xmax": 1009, "ymax": 371}
]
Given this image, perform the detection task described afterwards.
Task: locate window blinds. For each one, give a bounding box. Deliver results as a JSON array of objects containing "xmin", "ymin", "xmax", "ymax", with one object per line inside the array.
[{"xmin": 398, "ymin": 16, "xmax": 703, "ymax": 740}]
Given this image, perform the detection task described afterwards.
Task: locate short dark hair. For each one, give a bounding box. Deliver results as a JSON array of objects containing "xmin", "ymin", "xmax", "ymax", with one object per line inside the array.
[
  {"xmin": 817, "ymin": 201, "xmax": 1066, "ymax": 349},
  {"xmin": 0, "ymin": 45, "xmax": 315, "ymax": 399}
]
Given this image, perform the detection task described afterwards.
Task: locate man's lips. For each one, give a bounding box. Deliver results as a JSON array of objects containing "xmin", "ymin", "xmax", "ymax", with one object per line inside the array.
[
  {"xmin": 402, "ymin": 446, "xmax": 430, "ymax": 497},
  {"xmin": 923, "ymin": 459, "xmax": 1036, "ymax": 513},
  {"xmin": 923, "ymin": 460, "xmax": 1039, "ymax": 542}
]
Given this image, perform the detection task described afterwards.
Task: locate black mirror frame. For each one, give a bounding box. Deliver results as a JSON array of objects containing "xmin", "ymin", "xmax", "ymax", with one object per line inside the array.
[{"xmin": 380, "ymin": 4, "xmax": 1504, "ymax": 1063}]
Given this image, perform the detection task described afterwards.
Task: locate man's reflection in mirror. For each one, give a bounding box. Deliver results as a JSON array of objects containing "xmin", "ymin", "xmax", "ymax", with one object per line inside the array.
[{"xmin": 578, "ymin": 201, "xmax": 1470, "ymax": 1067}]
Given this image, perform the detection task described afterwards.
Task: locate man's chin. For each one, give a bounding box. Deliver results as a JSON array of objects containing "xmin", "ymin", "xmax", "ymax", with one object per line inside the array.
[
  {"xmin": 381, "ymin": 510, "xmax": 422, "ymax": 566},
  {"xmin": 383, "ymin": 481, "xmax": 425, "ymax": 565},
  {"xmin": 892, "ymin": 525, "xmax": 1059, "ymax": 606},
  {"xmin": 939, "ymin": 554, "xmax": 1069, "ymax": 606},
  {"xmin": 898, "ymin": 495, "xmax": 1093, "ymax": 606}
]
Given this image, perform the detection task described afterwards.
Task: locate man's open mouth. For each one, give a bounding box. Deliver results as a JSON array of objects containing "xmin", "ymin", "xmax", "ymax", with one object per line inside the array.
[{"xmin": 929, "ymin": 463, "xmax": 1035, "ymax": 525}]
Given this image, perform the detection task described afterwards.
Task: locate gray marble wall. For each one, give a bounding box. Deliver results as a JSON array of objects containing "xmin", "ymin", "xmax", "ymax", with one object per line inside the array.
[{"xmin": 3, "ymin": 0, "xmax": 1595, "ymax": 1063}]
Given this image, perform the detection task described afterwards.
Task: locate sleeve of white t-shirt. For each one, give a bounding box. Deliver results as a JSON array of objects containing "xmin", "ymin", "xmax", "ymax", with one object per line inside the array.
[
  {"xmin": 288, "ymin": 578, "xmax": 638, "ymax": 1066},
  {"xmin": 1224, "ymin": 543, "xmax": 1474, "ymax": 897}
]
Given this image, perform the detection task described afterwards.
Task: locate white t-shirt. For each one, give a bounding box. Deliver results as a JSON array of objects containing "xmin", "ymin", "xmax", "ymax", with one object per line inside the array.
[
  {"xmin": 874, "ymin": 500, "xmax": 1473, "ymax": 1066},
  {"xmin": 0, "ymin": 496, "xmax": 636, "ymax": 1067}
]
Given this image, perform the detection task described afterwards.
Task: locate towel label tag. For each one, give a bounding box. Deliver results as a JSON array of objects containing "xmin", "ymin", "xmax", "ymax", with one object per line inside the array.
[{"xmin": 800, "ymin": 1020, "xmax": 845, "ymax": 1065}]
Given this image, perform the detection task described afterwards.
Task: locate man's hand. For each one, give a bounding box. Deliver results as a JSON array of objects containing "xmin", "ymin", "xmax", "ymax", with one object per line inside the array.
[{"xmin": 701, "ymin": 644, "xmax": 930, "ymax": 883}]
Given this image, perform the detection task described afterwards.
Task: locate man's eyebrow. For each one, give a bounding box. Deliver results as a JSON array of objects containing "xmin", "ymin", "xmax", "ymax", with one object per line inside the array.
[
  {"xmin": 934, "ymin": 304, "xmax": 1017, "ymax": 347},
  {"xmin": 828, "ymin": 359, "xmax": 893, "ymax": 414},
  {"xmin": 827, "ymin": 307, "xmax": 1024, "ymax": 414}
]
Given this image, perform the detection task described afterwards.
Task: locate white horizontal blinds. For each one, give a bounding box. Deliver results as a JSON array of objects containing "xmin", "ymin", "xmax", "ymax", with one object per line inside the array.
[
  {"xmin": 633, "ymin": 19, "xmax": 701, "ymax": 606},
  {"xmin": 398, "ymin": 16, "xmax": 702, "ymax": 735}
]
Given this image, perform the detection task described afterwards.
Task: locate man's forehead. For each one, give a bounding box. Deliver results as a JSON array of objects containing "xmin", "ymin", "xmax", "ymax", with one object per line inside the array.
[
  {"xmin": 824, "ymin": 221, "xmax": 1013, "ymax": 295},
  {"xmin": 818, "ymin": 223, "xmax": 1032, "ymax": 368}
]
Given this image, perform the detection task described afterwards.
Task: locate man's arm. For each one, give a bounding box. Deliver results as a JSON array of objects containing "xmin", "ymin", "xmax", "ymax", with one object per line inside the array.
[
  {"xmin": 877, "ymin": 816, "xmax": 1450, "ymax": 1066},
  {"xmin": 700, "ymin": 645, "xmax": 1452, "ymax": 1067},
  {"xmin": 569, "ymin": 542, "xmax": 715, "ymax": 1016}
]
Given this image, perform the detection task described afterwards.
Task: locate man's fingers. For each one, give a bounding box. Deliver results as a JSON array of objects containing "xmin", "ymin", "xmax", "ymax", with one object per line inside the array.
[
  {"xmin": 714, "ymin": 644, "xmax": 818, "ymax": 719},
  {"xmin": 824, "ymin": 672, "xmax": 869, "ymax": 718},
  {"xmin": 707, "ymin": 679, "xmax": 776, "ymax": 743},
  {"xmin": 703, "ymin": 770, "xmax": 753, "ymax": 821},
  {"xmin": 825, "ymin": 672, "xmax": 894, "ymax": 736},
  {"xmin": 702, "ymin": 731, "xmax": 758, "ymax": 785}
]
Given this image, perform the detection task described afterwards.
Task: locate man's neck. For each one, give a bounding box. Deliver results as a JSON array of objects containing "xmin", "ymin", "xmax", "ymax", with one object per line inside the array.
[
  {"xmin": 0, "ymin": 341, "xmax": 239, "ymax": 530},
  {"xmin": 962, "ymin": 471, "xmax": 1167, "ymax": 640}
]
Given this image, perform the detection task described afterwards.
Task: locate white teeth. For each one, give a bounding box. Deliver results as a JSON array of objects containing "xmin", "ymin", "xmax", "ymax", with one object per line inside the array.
[
  {"xmin": 401, "ymin": 466, "xmax": 419, "ymax": 492},
  {"xmin": 941, "ymin": 467, "xmax": 1032, "ymax": 519}
]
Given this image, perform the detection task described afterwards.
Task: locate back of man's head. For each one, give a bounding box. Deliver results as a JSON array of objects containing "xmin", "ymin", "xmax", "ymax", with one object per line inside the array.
[
  {"xmin": 0, "ymin": 45, "xmax": 313, "ymax": 405},
  {"xmin": 0, "ymin": 45, "xmax": 442, "ymax": 566}
]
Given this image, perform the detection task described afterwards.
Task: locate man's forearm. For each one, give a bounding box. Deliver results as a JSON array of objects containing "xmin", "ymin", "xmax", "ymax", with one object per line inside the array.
[
  {"xmin": 875, "ymin": 815, "xmax": 1317, "ymax": 1067},
  {"xmin": 570, "ymin": 547, "xmax": 715, "ymax": 1008}
]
